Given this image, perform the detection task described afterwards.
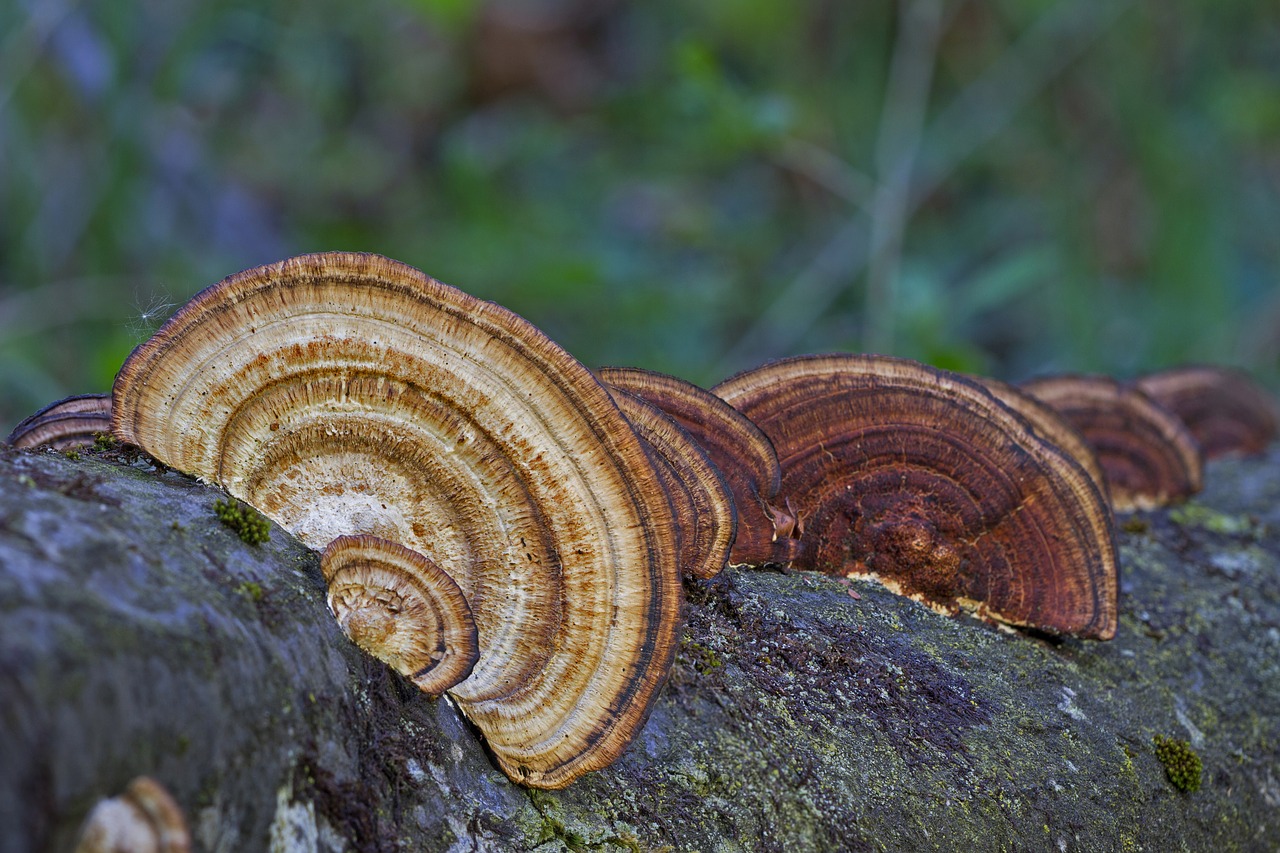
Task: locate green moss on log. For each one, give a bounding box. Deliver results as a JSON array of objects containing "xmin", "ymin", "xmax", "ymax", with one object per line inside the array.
[
  {"xmin": 214, "ymin": 497, "xmax": 271, "ymax": 545},
  {"xmin": 1153, "ymin": 735, "xmax": 1203, "ymax": 793}
]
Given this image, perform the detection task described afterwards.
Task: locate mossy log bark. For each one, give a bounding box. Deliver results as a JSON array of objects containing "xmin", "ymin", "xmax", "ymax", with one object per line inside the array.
[{"xmin": 2, "ymin": 443, "xmax": 1279, "ymax": 852}]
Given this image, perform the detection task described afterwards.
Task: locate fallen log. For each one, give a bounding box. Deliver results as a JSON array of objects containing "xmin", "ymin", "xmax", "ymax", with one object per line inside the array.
[{"xmin": 1, "ymin": 442, "xmax": 1278, "ymax": 851}]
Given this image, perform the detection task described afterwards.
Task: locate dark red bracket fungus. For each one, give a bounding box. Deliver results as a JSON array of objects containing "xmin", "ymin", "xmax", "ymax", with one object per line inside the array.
[
  {"xmin": 322, "ymin": 534, "xmax": 479, "ymax": 696},
  {"xmin": 603, "ymin": 385, "xmax": 736, "ymax": 580},
  {"xmin": 1137, "ymin": 366, "xmax": 1280, "ymax": 460},
  {"xmin": 1022, "ymin": 374, "xmax": 1204, "ymax": 512},
  {"xmin": 714, "ymin": 354, "xmax": 1118, "ymax": 640},
  {"xmin": 595, "ymin": 366, "xmax": 797, "ymax": 566},
  {"xmin": 111, "ymin": 251, "xmax": 682, "ymax": 789},
  {"xmin": 975, "ymin": 376, "xmax": 1109, "ymax": 502},
  {"xmin": 75, "ymin": 776, "xmax": 190, "ymax": 853},
  {"xmin": 6, "ymin": 392, "xmax": 111, "ymax": 450}
]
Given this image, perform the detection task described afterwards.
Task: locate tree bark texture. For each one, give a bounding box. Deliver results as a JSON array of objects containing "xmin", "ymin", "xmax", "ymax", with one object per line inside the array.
[{"xmin": 1, "ymin": 443, "xmax": 1279, "ymax": 852}]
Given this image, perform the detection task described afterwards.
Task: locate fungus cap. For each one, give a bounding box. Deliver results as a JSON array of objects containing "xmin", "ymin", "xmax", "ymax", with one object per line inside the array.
[
  {"xmin": 596, "ymin": 366, "xmax": 794, "ymax": 565},
  {"xmin": 112, "ymin": 252, "xmax": 682, "ymax": 788},
  {"xmin": 322, "ymin": 534, "xmax": 479, "ymax": 696},
  {"xmin": 1022, "ymin": 374, "xmax": 1203, "ymax": 511},
  {"xmin": 75, "ymin": 776, "xmax": 190, "ymax": 853},
  {"xmin": 1137, "ymin": 366, "xmax": 1279, "ymax": 459},
  {"xmin": 604, "ymin": 384, "xmax": 736, "ymax": 580},
  {"xmin": 714, "ymin": 354, "xmax": 1118, "ymax": 639},
  {"xmin": 6, "ymin": 393, "xmax": 111, "ymax": 450},
  {"xmin": 976, "ymin": 376, "xmax": 1109, "ymax": 500}
]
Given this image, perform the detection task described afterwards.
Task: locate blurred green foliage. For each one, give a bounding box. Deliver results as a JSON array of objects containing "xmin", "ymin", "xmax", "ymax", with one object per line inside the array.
[{"xmin": 1, "ymin": 0, "xmax": 1277, "ymax": 431}]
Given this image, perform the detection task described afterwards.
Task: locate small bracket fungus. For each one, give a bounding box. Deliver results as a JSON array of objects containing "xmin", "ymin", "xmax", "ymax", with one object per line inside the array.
[
  {"xmin": 714, "ymin": 354, "xmax": 1118, "ymax": 639},
  {"xmin": 603, "ymin": 384, "xmax": 737, "ymax": 580},
  {"xmin": 1022, "ymin": 374, "xmax": 1203, "ymax": 512},
  {"xmin": 6, "ymin": 393, "xmax": 112, "ymax": 450},
  {"xmin": 322, "ymin": 534, "xmax": 479, "ymax": 696},
  {"xmin": 1137, "ymin": 366, "xmax": 1280, "ymax": 460},
  {"xmin": 75, "ymin": 776, "xmax": 190, "ymax": 853},
  {"xmin": 595, "ymin": 366, "xmax": 794, "ymax": 566},
  {"xmin": 111, "ymin": 252, "xmax": 682, "ymax": 788}
]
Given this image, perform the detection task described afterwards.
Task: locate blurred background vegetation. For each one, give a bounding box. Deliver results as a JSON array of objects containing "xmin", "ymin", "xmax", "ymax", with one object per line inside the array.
[{"xmin": 2, "ymin": 0, "xmax": 1278, "ymax": 432}]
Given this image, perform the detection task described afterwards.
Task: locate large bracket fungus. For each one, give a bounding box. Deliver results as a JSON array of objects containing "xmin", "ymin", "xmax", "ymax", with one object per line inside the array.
[
  {"xmin": 1022, "ymin": 374, "xmax": 1203, "ymax": 512},
  {"xmin": 111, "ymin": 251, "xmax": 682, "ymax": 789},
  {"xmin": 595, "ymin": 366, "xmax": 796, "ymax": 565},
  {"xmin": 6, "ymin": 393, "xmax": 112, "ymax": 450},
  {"xmin": 603, "ymin": 384, "xmax": 736, "ymax": 580},
  {"xmin": 1136, "ymin": 366, "xmax": 1280, "ymax": 460},
  {"xmin": 713, "ymin": 354, "xmax": 1118, "ymax": 639},
  {"xmin": 321, "ymin": 534, "xmax": 480, "ymax": 697}
]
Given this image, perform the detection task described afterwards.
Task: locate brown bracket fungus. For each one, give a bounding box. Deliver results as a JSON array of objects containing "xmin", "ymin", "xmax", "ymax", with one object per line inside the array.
[
  {"xmin": 111, "ymin": 251, "xmax": 682, "ymax": 789},
  {"xmin": 975, "ymin": 376, "xmax": 1109, "ymax": 501},
  {"xmin": 603, "ymin": 385, "xmax": 736, "ymax": 580},
  {"xmin": 74, "ymin": 776, "xmax": 190, "ymax": 853},
  {"xmin": 6, "ymin": 392, "xmax": 112, "ymax": 450},
  {"xmin": 1137, "ymin": 366, "xmax": 1280, "ymax": 459},
  {"xmin": 714, "ymin": 354, "xmax": 1118, "ymax": 640},
  {"xmin": 322, "ymin": 534, "xmax": 479, "ymax": 696},
  {"xmin": 1022, "ymin": 374, "xmax": 1203, "ymax": 512},
  {"xmin": 595, "ymin": 366, "xmax": 796, "ymax": 565}
]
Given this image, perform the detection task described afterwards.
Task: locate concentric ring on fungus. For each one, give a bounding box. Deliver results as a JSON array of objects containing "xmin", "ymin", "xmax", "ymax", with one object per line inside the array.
[
  {"xmin": 714, "ymin": 354, "xmax": 1117, "ymax": 639},
  {"xmin": 111, "ymin": 252, "xmax": 682, "ymax": 788},
  {"xmin": 595, "ymin": 366, "xmax": 795, "ymax": 565},
  {"xmin": 1137, "ymin": 366, "xmax": 1279, "ymax": 460},
  {"xmin": 6, "ymin": 393, "xmax": 111, "ymax": 450},
  {"xmin": 322, "ymin": 534, "xmax": 479, "ymax": 696},
  {"xmin": 1022, "ymin": 374, "xmax": 1203, "ymax": 512},
  {"xmin": 603, "ymin": 385, "xmax": 736, "ymax": 580},
  {"xmin": 975, "ymin": 376, "xmax": 1109, "ymax": 501}
]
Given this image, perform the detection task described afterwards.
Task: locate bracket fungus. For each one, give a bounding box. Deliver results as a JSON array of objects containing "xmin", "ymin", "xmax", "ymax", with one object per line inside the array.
[
  {"xmin": 1136, "ymin": 366, "xmax": 1280, "ymax": 460},
  {"xmin": 602, "ymin": 384, "xmax": 736, "ymax": 580},
  {"xmin": 6, "ymin": 392, "xmax": 112, "ymax": 450},
  {"xmin": 714, "ymin": 354, "xmax": 1118, "ymax": 639},
  {"xmin": 111, "ymin": 251, "xmax": 682, "ymax": 788},
  {"xmin": 75, "ymin": 776, "xmax": 190, "ymax": 853},
  {"xmin": 975, "ymin": 376, "xmax": 1109, "ymax": 501},
  {"xmin": 1022, "ymin": 374, "xmax": 1203, "ymax": 512},
  {"xmin": 595, "ymin": 366, "xmax": 795, "ymax": 565},
  {"xmin": 322, "ymin": 534, "xmax": 479, "ymax": 696}
]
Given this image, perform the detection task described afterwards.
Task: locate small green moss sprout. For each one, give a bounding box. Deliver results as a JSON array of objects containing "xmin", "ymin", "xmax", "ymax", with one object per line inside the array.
[
  {"xmin": 92, "ymin": 432, "xmax": 117, "ymax": 451},
  {"xmin": 1120, "ymin": 516, "xmax": 1149, "ymax": 534},
  {"xmin": 683, "ymin": 641, "xmax": 723, "ymax": 672},
  {"xmin": 1153, "ymin": 735, "xmax": 1202, "ymax": 792},
  {"xmin": 62, "ymin": 448, "xmax": 81, "ymax": 461},
  {"xmin": 214, "ymin": 498, "xmax": 271, "ymax": 545}
]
